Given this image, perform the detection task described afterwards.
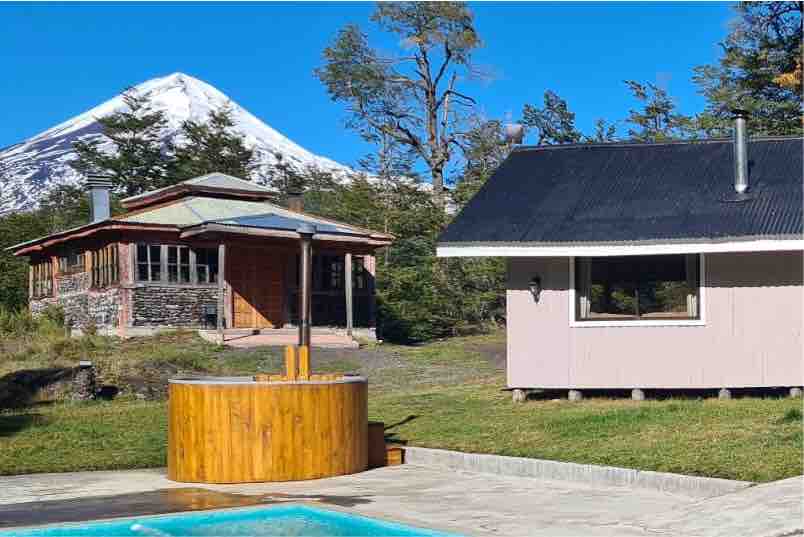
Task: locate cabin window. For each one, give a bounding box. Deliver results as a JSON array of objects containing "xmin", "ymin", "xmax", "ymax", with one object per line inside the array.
[
  {"xmin": 574, "ymin": 254, "xmax": 700, "ymax": 322},
  {"xmin": 136, "ymin": 243, "xmax": 218, "ymax": 285},
  {"xmin": 321, "ymin": 255, "xmax": 344, "ymax": 290},
  {"xmin": 353, "ymin": 256, "xmax": 366, "ymax": 290},
  {"xmin": 167, "ymin": 246, "xmax": 191, "ymax": 284},
  {"xmin": 91, "ymin": 244, "xmax": 119, "ymax": 288},
  {"xmin": 31, "ymin": 260, "xmax": 54, "ymax": 298},
  {"xmin": 136, "ymin": 244, "xmax": 162, "ymax": 282},
  {"xmin": 58, "ymin": 249, "xmax": 85, "ymax": 274},
  {"xmin": 195, "ymin": 247, "xmax": 219, "ymax": 284}
]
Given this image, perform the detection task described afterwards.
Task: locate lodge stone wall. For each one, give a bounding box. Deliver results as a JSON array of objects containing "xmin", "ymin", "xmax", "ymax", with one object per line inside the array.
[
  {"xmin": 132, "ymin": 286, "xmax": 219, "ymax": 327},
  {"xmin": 30, "ymin": 270, "xmax": 122, "ymax": 330}
]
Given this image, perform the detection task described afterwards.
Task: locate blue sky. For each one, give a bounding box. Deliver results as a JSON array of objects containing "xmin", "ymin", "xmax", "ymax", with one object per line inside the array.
[{"xmin": 1, "ymin": 2, "xmax": 734, "ymax": 169}]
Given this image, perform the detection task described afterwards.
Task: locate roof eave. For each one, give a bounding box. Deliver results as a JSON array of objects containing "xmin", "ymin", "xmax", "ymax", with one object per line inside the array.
[
  {"xmin": 436, "ymin": 235, "xmax": 804, "ymax": 258},
  {"xmin": 9, "ymin": 221, "xmax": 180, "ymax": 256},
  {"xmin": 181, "ymin": 222, "xmax": 393, "ymax": 247}
]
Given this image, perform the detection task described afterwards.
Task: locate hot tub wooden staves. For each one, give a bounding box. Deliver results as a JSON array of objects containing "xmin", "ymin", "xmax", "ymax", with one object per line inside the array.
[{"xmin": 167, "ymin": 376, "xmax": 368, "ymax": 483}]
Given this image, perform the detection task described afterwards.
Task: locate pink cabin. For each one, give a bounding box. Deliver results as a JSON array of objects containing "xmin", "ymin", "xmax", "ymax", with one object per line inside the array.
[{"xmin": 438, "ymin": 112, "xmax": 803, "ymax": 399}]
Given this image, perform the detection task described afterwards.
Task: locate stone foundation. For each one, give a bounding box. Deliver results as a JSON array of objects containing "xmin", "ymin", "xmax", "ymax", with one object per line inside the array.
[{"xmin": 132, "ymin": 285, "xmax": 219, "ymax": 327}]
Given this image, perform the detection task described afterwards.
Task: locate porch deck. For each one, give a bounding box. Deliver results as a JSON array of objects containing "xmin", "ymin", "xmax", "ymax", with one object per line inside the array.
[{"xmin": 198, "ymin": 328, "xmax": 359, "ymax": 349}]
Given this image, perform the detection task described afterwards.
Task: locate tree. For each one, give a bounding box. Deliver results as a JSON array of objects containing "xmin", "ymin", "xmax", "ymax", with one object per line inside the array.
[
  {"xmin": 624, "ymin": 80, "xmax": 695, "ymax": 142},
  {"xmin": 588, "ymin": 118, "xmax": 618, "ymax": 143},
  {"xmin": 452, "ymin": 118, "xmax": 509, "ymax": 205},
  {"xmin": 693, "ymin": 2, "xmax": 803, "ymax": 136},
  {"xmin": 315, "ymin": 2, "xmax": 482, "ymax": 206},
  {"xmin": 172, "ymin": 105, "xmax": 256, "ymax": 180},
  {"xmin": 71, "ymin": 90, "xmax": 170, "ymax": 197},
  {"xmin": 0, "ymin": 185, "xmax": 122, "ymax": 312},
  {"xmin": 522, "ymin": 90, "xmax": 583, "ymax": 145}
]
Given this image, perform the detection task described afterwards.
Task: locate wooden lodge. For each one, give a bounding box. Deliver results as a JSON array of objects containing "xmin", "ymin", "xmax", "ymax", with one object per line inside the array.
[{"xmin": 8, "ymin": 173, "xmax": 393, "ymax": 339}]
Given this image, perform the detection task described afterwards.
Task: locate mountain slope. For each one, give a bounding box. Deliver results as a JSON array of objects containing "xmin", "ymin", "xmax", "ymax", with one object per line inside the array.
[{"xmin": 0, "ymin": 73, "xmax": 352, "ymax": 212}]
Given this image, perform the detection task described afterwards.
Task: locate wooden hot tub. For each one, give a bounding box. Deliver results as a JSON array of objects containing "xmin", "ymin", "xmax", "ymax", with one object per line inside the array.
[{"xmin": 168, "ymin": 375, "xmax": 368, "ymax": 483}]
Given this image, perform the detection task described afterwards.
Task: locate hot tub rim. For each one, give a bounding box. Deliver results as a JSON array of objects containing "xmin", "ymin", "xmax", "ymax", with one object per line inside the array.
[{"xmin": 168, "ymin": 375, "xmax": 367, "ymax": 386}]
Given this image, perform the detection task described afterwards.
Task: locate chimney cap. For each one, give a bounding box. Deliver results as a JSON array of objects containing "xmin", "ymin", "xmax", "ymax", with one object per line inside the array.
[
  {"xmin": 85, "ymin": 173, "xmax": 113, "ymax": 188},
  {"xmin": 297, "ymin": 223, "xmax": 316, "ymax": 236},
  {"xmin": 731, "ymin": 108, "xmax": 750, "ymax": 119}
]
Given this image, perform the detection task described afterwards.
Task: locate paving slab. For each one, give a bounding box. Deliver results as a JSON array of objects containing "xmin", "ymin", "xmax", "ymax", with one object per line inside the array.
[{"xmin": 0, "ymin": 466, "xmax": 800, "ymax": 536}]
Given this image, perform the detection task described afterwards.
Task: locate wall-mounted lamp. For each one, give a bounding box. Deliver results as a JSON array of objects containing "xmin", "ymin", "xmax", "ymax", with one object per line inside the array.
[{"xmin": 529, "ymin": 276, "xmax": 542, "ymax": 302}]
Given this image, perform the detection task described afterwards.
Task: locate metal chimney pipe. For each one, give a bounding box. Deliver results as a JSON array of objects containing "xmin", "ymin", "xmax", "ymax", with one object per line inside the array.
[
  {"xmin": 732, "ymin": 109, "xmax": 750, "ymax": 194},
  {"xmin": 86, "ymin": 174, "xmax": 113, "ymax": 222},
  {"xmin": 504, "ymin": 123, "xmax": 525, "ymax": 145},
  {"xmin": 297, "ymin": 223, "xmax": 316, "ymax": 348}
]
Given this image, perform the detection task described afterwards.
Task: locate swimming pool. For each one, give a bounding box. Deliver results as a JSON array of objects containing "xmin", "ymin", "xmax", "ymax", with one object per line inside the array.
[{"xmin": 1, "ymin": 504, "xmax": 459, "ymax": 537}]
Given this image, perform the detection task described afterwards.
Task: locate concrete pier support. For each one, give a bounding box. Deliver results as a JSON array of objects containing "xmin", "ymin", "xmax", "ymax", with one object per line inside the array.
[
  {"xmin": 718, "ymin": 388, "xmax": 732, "ymax": 400},
  {"xmin": 568, "ymin": 389, "xmax": 583, "ymax": 402},
  {"xmin": 631, "ymin": 388, "xmax": 645, "ymax": 401},
  {"xmin": 512, "ymin": 389, "xmax": 527, "ymax": 403}
]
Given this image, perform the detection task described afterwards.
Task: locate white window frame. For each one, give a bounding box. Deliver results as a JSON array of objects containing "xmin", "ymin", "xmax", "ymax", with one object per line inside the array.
[{"xmin": 568, "ymin": 254, "xmax": 706, "ymax": 328}]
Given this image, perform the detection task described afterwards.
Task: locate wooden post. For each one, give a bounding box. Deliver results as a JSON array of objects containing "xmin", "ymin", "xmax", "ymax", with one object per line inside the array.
[
  {"xmin": 284, "ymin": 345, "xmax": 298, "ymax": 380},
  {"xmin": 345, "ymin": 252, "xmax": 353, "ymax": 336},
  {"xmin": 365, "ymin": 255, "xmax": 376, "ymax": 329},
  {"xmin": 298, "ymin": 345, "xmax": 310, "ymax": 380},
  {"xmin": 217, "ymin": 243, "xmax": 226, "ymax": 343}
]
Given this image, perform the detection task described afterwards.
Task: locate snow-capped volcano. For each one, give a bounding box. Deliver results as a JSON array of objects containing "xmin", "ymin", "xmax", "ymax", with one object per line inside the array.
[{"xmin": 0, "ymin": 72, "xmax": 353, "ymax": 212}]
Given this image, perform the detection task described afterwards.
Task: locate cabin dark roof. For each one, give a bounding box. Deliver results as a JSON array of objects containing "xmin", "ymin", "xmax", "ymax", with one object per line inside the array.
[{"xmin": 439, "ymin": 137, "xmax": 803, "ymax": 246}]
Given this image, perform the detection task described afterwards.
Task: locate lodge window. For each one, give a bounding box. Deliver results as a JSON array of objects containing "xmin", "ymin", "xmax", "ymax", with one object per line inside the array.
[
  {"xmin": 167, "ymin": 246, "xmax": 191, "ymax": 284},
  {"xmin": 195, "ymin": 247, "xmax": 219, "ymax": 284},
  {"xmin": 136, "ymin": 243, "xmax": 218, "ymax": 285},
  {"xmin": 31, "ymin": 260, "xmax": 53, "ymax": 298},
  {"xmin": 574, "ymin": 254, "xmax": 700, "ymax": 322},
  {"xmin": 136, "ymin": 244, "xmax": 162, "ymax": 282},
  {"xmin": 323, "ymin": 255, "xmax": 344, "ymax": 290},
  {"xmin": 353, "ymin": 257, "xmax": 366, "ymax": 290},
  {"xmin": 58, "ymin": 249, "xmax": 85, "ymax": 274},
  {"xmin": 91, "ymin": 244, "xmax": 119, "ymax": 288}
]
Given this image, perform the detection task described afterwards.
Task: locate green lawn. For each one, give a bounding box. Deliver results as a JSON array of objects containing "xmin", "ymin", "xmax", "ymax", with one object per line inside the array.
[{"xmin": 1, "ymin": 331, "xmax": 802, "ymax": 482}]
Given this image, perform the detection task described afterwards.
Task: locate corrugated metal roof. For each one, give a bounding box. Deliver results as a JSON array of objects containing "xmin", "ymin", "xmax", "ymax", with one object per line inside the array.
[
  {"xmin": 212, "ymin": 213, "xmax": 356, "ymax": 235},
  {"xmin": 120, "ymin": 172, "xmax": 273, "ymax": 204},
  {"xmin": 121, "ymin": 196, "xmax": 377, "ymax": 237},
  {"xmin": 439, "ymin": 137, "xmax": 803, "ymax": 245},
  {"xmin": 121, "ymin": 197, "xmax": 276, "ymax": 225}
]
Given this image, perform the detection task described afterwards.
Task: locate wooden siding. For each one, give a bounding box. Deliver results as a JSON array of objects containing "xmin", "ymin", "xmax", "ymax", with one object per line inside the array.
[
  {"xmin": 506, "ymin": 251, "xmax": 804, "ymax": 389},
  {"xmin": 167, "ymin": 379, "xmax": 368, "ymax": 483}
]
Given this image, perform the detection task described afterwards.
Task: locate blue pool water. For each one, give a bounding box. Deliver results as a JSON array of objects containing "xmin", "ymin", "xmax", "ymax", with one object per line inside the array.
[{"xmin": 1, "ymin": 505, "xmax": 458, "ymax": 537}]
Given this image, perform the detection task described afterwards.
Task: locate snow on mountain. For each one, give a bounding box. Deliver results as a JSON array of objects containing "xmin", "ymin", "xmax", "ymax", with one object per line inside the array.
[{"xmin": 0, "ymin": 72, "xmax": 354, "ymax": 212}]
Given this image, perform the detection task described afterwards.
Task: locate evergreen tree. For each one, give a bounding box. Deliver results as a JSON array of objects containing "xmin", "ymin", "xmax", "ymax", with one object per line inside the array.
[
  {"xmin": 522, "ymin": 90, "xmax": 583, "ymax": 145},
  {"xmin": 588, "ymin": 118, "xmax": 618, "ymax": 143},
  {"xmin": 624, "ymin": 80, "xmax": 695, "ymax": 142},
  {"xmin": 0, "ymin": 185, "xmax": 123, "ymax": 311},
  {"xmin": 71, "ymin": 90, "xmax": 170, "ymax": 196},
  {"xmin": 315, "ymin": 2, "xmax": 482, "ymax": 207},
  {"xmin": 452, "ymin": 118, "xmax": 509, "ymax": 205},
  {"xmin": 693, "ymin": 2, "xmax": 802, "ymax": 136},
  {"xmin": 172, "ymin": 104, "xmax": 256, "ymax": 180},
  {"xmin": 266, "ymin": 152, "xmax": 309, "ymax": 204}
]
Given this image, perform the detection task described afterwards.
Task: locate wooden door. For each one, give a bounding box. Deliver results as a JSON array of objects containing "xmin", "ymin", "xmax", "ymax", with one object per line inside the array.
[{"xmin": 229, "ymin": 247, "xmax": 285, "ymax": 328}]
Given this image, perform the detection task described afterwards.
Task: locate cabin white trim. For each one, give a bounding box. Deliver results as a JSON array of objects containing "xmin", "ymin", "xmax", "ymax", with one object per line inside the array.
[{"xmin": 436, "ymin": 238, "xmax": 804, "ymax": 258}]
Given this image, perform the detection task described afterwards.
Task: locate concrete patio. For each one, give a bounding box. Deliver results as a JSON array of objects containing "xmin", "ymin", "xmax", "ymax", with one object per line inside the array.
[
  {"xmin": 198, "ymin": 327, "xmax": 359, "ymax": 349},
  {"xmin": 0, "ymin": 464, "xmax": 800, "ymax": 536}
]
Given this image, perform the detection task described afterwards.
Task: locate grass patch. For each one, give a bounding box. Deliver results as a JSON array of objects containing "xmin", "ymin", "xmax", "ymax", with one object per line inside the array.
[
  {"xmin": 0, "ymin": 400, "xmax": 167, "ymax": 475},
  {"xmin": 370, "ymin": 382, "xmax": 803, "ymax": 482},
  {"xmin": 0, "ymin": 328, "xmax": 801, "ymax": 482}
]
